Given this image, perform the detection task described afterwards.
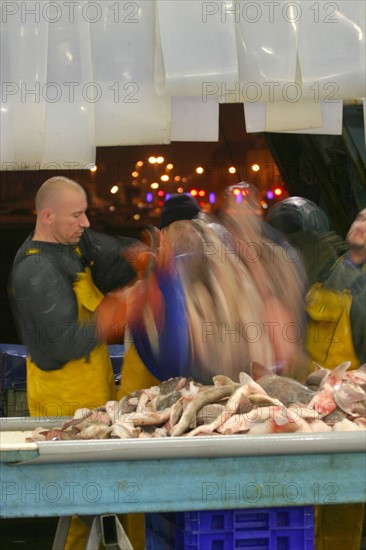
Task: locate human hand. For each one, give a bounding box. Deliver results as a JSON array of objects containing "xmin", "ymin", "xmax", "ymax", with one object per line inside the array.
[{"xmin": 95, "ymin": 279, "xmax": 150, "ymax": 343}]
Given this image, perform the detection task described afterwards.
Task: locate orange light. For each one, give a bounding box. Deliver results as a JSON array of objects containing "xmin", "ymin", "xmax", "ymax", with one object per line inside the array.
[
  {"xmin": 233, "ymin": 188, "xmax": 240, "ymax": 195},
  {"xmin": 274, "ymin": 188, "xmax": 283, "ymax": 196},
  {"xmin": 198, "ymin": 190, "xmax": 206, "ymax": 197},
  {"xmin": 190, "ymin": 189, "xmax": 198, "ymax": 196}
]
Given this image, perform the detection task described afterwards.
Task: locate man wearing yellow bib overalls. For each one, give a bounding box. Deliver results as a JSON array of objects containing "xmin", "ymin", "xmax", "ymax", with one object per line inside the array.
[
  {"xmin": 9, "ymin": 176, "xmax": 170, "ymax": 549},
  {"xmin": 268, "ymin": 200, "xmax": 366, "ymax": 550},
  {"xmin": 306, "ymin": 208, "xmax": 366, "ymax": 550}
]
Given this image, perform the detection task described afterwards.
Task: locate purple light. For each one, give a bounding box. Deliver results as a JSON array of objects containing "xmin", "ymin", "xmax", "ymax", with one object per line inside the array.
[
  {"xmin": 236, "ymin": 193, "xmax": 243, "ymax": 203},
  {"xmin": 165, "ymin": 193, "xmax": 171, "ymax": 201},
  {"xmin": 146, "ymin": 192, "xmax": 153, "ymax": 203},
  {"xmin": 209, "ymin": 192, "xmax": 216, "ymax": 204},
  {"xmin": 267, "ymin": 190, "xmax": 274, "ymax": 200}
]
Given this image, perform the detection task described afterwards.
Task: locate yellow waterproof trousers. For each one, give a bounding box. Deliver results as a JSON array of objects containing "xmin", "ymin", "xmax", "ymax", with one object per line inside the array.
[
  {"xmin": 315, "ymin": 503, "xmax": 365, "ymax": 550},
  {"xmin": 115, "ymin": 344, "xmax": 161, "ymax": 550}
]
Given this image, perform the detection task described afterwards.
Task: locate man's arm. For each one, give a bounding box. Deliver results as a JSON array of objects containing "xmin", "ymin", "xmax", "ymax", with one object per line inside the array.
[{"xmin": 10, "ymin": 258, "xmax": 98, "ymax": 371}]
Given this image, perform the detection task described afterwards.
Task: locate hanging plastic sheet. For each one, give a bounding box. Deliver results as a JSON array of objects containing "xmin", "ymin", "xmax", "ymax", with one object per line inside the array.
[
  {"xmin": 0, "ymin": 20, "xmax": 16, "ymax": 168},
  {"xmin": 1, "ymin": 0, "xmax": 365, "ymax": 167},
  {"xmin": 157, "ymin": 0, "xmax": 238, "ymax": 97},
  {"xmin": 244, "ymin": 100, "xmax": 344, "ymax": 135},
  {"xmin": 91, "ymin": 0, "xmax": 170, "ymax": 146},
  {"xmin": 41, "ymin": 1, "xmax": 95, "ymax": 169},
  {"xmin": 235, "ymin": 0, "xmax": 298, "ymax": 104},
  {"xmin": 0, "ymin": 2, "xmax": 48, "ymax": 170},
  {"xmin": 171, "ymin": 97, "xmax": 219, "ymax": 141},
  {"xmin": 297, "ymin": 1, "xmax": 366, "ymax": 101}
]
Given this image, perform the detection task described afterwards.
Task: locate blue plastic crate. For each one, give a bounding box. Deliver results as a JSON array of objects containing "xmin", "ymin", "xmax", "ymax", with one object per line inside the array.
[
  {"xmin": 175, "ymin": 510, "xmax": 234, "ymax": 532},
  {"xmin": 234, "ymin": 507, "xmax": 314, "ymax": 531},
  {"xmin": 176, "ymin": 528, "xmax": 234, "ymax": 549},
  {"xmin": 145, "ymin": 528, "xmax": 175, "ymax": 550},
  {"xmin": 146, "ymin": 507, "xmax": 315, "ymax": 550},
  {"xmin": 175, "ymin": 526, "xmax": 315, "ymax": 550}
]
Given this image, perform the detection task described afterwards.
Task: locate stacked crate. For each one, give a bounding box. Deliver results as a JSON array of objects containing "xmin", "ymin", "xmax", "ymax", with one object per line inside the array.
[{"xmin": 146, "ymin": 506, "xmax": 315, "ymax": 549}]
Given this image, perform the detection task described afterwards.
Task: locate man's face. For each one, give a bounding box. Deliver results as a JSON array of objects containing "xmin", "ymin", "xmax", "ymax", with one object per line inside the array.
[
  {"xmin": 49, "ymin": 189, "xmax": 90, "ymax": 244},
  {"xmin": 346, "ymin": 209, "xmax": 366, "ymax": 250}
]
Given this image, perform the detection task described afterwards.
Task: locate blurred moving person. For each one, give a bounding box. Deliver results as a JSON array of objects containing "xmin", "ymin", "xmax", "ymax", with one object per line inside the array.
[{"xmin": 160, "ymin": 189, "xmax": 308, "ymax": 384}]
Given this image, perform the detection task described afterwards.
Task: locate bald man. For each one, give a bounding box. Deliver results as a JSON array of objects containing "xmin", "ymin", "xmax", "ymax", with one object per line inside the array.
[{"xmin": 8, "ymin": 176, "xmax": 156, "ymax": 418}]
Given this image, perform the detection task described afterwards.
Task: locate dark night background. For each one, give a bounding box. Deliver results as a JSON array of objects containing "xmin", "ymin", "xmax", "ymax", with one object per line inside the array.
[{"xmin": 1, "ymin": 103, "xmax": 365, "ymax": 345}]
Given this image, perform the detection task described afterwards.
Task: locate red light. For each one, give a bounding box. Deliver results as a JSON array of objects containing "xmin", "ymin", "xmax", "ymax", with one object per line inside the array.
[
  {"xmin": 157, "ymin": 190, "xmax": 165, "ymax": 197},
  {"xmin": 190, "ymin": 189, "xmax": 198, "ymax": 196},
  {"xmin": 274, "ymin": 188, "xmax": 283, "ymax": 196},
  {"xmin": 198, "ymin": 190, "xmax": 206, "ymax": 197},
  {"xmin": 158, "ymin": 200, "xmax": 164, "ymax": 207}
]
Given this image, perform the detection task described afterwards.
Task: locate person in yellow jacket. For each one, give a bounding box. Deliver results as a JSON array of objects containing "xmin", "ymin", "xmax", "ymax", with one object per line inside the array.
[
  {"xmin": 306, "ymin": 208, "xmax": 366, "ymax": 370},
  {"xmin": 267, "ymin": 202, "xmax": 366, "ymax": 550},
  {"xmin": 8, "ymin": 176, "xmax": 168, "ymax": 550},
  {"xmin": 306, "ymin": 208, "xmax": 366, "ymax": 550},
  {"xmin": 268, "ymin": 199, "xmax": 366, "ymax": 550}
]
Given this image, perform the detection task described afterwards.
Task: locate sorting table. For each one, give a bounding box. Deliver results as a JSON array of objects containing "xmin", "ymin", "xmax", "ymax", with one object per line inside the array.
[{"xmin": 1, "ymin": 418, "xmax": 365, "ymax": 519}]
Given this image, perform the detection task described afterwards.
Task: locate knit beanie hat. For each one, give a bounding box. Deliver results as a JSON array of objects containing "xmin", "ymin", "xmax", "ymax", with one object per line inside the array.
[{"xmin": 160, "ymin": 193, "xmax": 201, "ymax": 228}]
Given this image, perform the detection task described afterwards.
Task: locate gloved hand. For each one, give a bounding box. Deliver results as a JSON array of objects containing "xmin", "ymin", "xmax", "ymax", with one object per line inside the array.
[
  {"xmin": 96, "ymin": 228, "xmax": 176, "ymax": 344},
  {"xmin": 96, "ymin": 279, "xmax": 151, "ymax": 343}
]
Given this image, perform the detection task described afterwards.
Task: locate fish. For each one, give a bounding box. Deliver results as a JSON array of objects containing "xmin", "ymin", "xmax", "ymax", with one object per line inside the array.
[
  {"xmin": 334, "ymin": 382, "xmax": 366, "ymax": 417},
  {"xmin": 39, "ymin": 428, "xmax": 80, "ymax": 441},
  {"xmin": 305, "ymin": 363, "xmax": 331, "ymax": 390},
  {"xmin": 251, "ymin": 363, "xmax": 315, "ymax": 406},
  {"xmin": 170, "ymin": 384, "xmax": 238, "ymax": 437},
  {"xmin": 343, "ymin": 364, "xmax": 366, "ymax": 389},
  {"xmin": 27, "ymin": 366, "xmax": 366, "ymax": 443},
  {"xmin": 196, "ymin": 403, "xmax": 226, "ymax": 425},
  {"xmin": 79, "ymin": 424, "xmax": 111, "ymax": 439},
  {"xmin": 308, "ymin": 362, "xmax": 354, "ymax": 418},
  {"xmin": 332, "ymin": 419, "xmax": 365, "ymax": 432}
]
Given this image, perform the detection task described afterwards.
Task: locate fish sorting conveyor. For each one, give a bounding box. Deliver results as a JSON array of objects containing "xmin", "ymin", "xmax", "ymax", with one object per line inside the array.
[{"xmin": 1, "ymin": 417, "xmax": 365, "ymax": 519}]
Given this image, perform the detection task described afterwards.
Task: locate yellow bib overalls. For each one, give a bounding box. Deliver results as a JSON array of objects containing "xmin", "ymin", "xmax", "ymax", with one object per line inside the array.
[
  {"xmin": 27, "ymin": 267, "xmax": 117, "ymax": 418},
  {"xmin": 305, "ymin": 281, "xmax": 364, "ymax": 550}
]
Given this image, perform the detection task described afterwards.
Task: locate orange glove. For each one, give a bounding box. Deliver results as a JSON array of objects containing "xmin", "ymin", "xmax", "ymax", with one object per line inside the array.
[
  {"xmin": 96, "ymin": 280, "xmax": 149, "ymax": 343},
  {"xmin": 97, "ymin": 228, "xmax": 175, "ymax": 343}
]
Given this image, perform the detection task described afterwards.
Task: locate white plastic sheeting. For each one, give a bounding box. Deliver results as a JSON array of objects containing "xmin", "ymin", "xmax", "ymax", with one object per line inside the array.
[{"xmin": 0, "ymin": 0, "xmax": 365, "ymax": 170}]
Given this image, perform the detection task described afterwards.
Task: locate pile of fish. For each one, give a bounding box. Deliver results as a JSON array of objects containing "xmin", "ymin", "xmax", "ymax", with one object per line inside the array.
[{"xmin": 28, "ymin": 361, "xmax": 365, "ymax": 442}]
